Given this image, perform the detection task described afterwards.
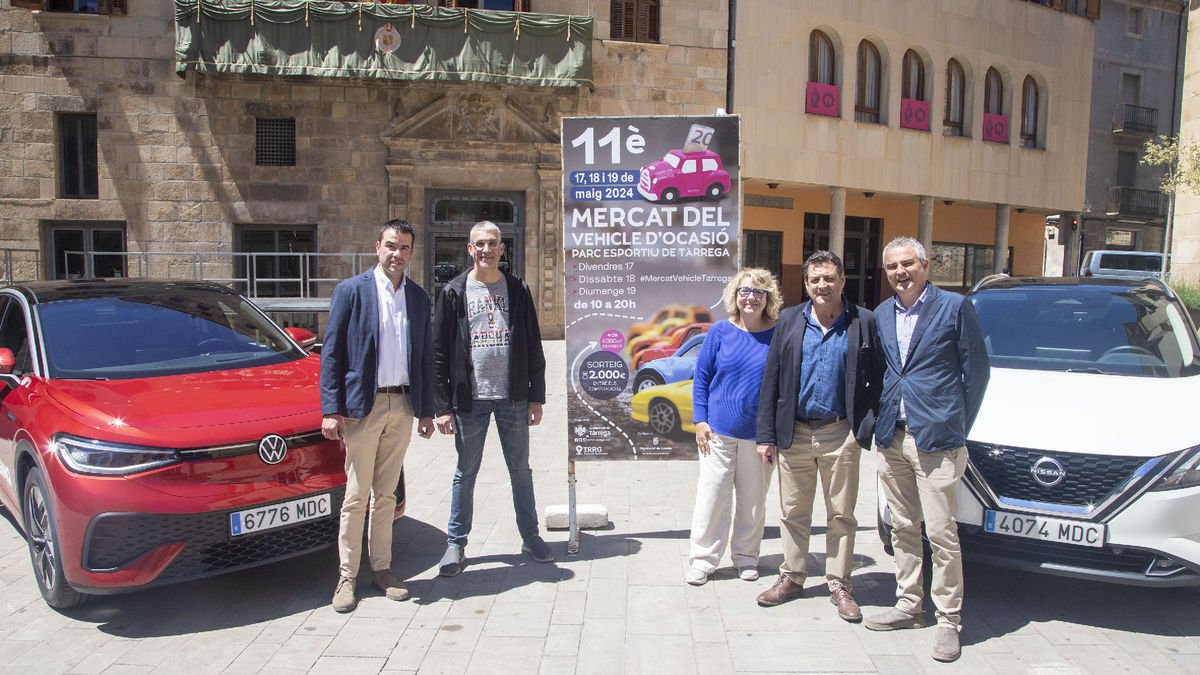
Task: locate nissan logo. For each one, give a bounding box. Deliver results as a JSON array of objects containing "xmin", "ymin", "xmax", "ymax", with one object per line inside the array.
[
  {"xmin": 258, "ymin": 434, "xmax": 288, "ymax": 465},
  {"xmin": 1030, "ymin": 457, "xmax": 1066, "ymax": 487}
]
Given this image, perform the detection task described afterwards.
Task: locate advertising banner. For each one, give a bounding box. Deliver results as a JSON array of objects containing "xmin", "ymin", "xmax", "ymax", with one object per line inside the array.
[{"xmin": 562, "ymin": 115, "xmax": 741, "ymax": 461}]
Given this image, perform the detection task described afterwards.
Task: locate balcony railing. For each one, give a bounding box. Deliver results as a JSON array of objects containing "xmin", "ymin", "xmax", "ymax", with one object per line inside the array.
[
  {"xmin": 174, "ymin": 0, "xmax": 593, "ymax": 88},
  {"xmin": 1106, "ymin": 186, "xmax": 1167, "ymax": 220},
  {"xmin": 1112, "ymin": 104, "xmax": 1158, "ymax": 135}
]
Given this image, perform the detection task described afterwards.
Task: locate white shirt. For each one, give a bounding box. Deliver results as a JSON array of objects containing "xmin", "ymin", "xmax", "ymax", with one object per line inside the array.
[
  {"xmin": 374, "ymin": 265, "xmax": 410, "ymax": 388},
  {"xmin": 894, "ymin": 283, "xmax": 930, "ymax": 421}
]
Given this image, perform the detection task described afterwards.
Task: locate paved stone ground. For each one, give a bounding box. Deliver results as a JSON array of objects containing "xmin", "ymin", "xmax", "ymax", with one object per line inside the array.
[{"xmin": 0, "ymin": 341, "xmax": 1198, "ymax": 674}]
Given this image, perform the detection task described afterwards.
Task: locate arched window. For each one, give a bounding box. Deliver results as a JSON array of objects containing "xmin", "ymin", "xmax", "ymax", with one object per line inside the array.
[
  {"xmin": 984, "ymin": 67, "xmax": 1004, "ymax": 115},
  {"xmin": 1021, "ymin": 76, "xmax": 1040, "ymax": 148},
  {"xmin": 809, "ymin": 30, "xmax": 835, "ymax": 85},
  {"xmin": 856, "ymin": 40, "xmax": 882, "ymax": 123},
  {"xmin": 944, "ymin": 58, "xmax": 965, "ymax": 136},
  {"xmin": 902, "ymin": 50, "xmax": 925, "ymax": 101}
]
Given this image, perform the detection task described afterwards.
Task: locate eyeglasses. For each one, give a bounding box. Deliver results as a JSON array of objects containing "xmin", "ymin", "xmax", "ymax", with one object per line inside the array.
[
  {"xmin": 472, "ymin": 239, "xmax": 502, "ymax": 250},
  {"xmin": 736, "ymin": 287, "xmax": 768, "ymax": 299}
]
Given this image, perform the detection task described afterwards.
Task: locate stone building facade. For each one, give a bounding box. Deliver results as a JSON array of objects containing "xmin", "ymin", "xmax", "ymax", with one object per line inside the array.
[
  {"xmin": 2, "ymin": 0, "xmax": 1096, "ymax": 332},
  {"xmin": 0, "ymin": 0, "xmax": 726, "ymax": 337}
]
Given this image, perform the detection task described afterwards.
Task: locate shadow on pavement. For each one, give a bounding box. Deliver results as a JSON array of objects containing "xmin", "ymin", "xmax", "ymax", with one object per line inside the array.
[{"xmin": 961, "ymin": 560, "xmax": 1200, "ymax": 642}]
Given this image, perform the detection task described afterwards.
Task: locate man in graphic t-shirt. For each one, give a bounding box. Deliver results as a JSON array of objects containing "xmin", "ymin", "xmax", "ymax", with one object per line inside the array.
[{"xmin": 431, "ymin": 221, "xmax": 552, "ymax": 577}]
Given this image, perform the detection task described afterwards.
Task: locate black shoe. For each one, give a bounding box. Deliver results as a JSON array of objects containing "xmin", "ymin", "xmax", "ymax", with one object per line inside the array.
[{"xmin": 521, "ymin": 536, "xmax": 555, "ymax": 563}]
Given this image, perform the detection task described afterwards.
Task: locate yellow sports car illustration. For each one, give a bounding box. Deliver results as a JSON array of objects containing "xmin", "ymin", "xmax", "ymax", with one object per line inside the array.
[{"xmin": 630, "ymin": 379, "xmax": 695, "ymax": 436}]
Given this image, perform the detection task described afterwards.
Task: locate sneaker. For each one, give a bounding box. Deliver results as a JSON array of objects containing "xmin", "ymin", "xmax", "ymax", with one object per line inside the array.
[
  {"xmin": 331, "ymin": 576, "xmax": 357, "ymax": 613},
  {"xmin": 932, "ymin": 626, "xmax": 961, "ymax": 662},
  {"xmin": 439, "ymin": 544, "xmax": 465, "ymax": 577},
  {"xmin": 685, "ymin": 567, "xmax": 710, "ymax": 586},
  {"xmin": 521, "ymin": 536, "xmax": 555, "ymax": 563},
  {"xmin": 863, "ymin": 606, "xmax": 927, "ymax": 631},
  {"xmin": 738, "ymin": 566, "xmax": 759, "ymax": 581},
  {"xmin": 372, "ymin": 569, "xmax": 411, "ymax": 601}
]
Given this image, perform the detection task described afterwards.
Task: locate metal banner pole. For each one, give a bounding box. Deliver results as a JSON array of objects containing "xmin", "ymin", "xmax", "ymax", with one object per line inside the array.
[{"xmin": 567, "ymin": 459, "xmax": 579, "ymax": 555}]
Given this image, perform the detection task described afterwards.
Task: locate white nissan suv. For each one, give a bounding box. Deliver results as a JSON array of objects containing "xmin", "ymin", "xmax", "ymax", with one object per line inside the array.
[{"xmin": 879, "ymin": 276, "xmax": 1200, "ymax": 586}]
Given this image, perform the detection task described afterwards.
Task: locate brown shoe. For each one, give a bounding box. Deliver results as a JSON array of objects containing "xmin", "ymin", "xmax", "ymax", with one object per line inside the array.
[
  {"xmin": 830, "ymin": 587, "xmax": 862, "ymax": 622},
  {"xmin": 756, "ymin": 575, "xmax": 804, "ymax": 607},
  {"xmin": 372, "ymin": 569, "xmax": 411, "ymax": 602},
  {"xmin": 332, "ymin": 576, "xmax": 357, "ymax": 613}
]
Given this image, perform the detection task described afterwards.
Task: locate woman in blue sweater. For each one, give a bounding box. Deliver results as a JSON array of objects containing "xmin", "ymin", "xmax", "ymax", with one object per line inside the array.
[{"xmin": 686, "ymin": 268, "xmax": 781, "ymax": 585}]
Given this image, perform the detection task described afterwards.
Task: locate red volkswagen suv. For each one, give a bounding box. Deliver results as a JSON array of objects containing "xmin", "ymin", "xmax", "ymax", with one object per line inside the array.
[{"xmin": 0, "ymin": 279, "xmax": 354, "ymax": 608}]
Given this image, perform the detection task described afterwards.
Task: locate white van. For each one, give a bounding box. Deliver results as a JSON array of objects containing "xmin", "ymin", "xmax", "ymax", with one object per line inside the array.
[{"xmin": 1079, "ymin": 250, "xmax": 1165, "ymax": 280}]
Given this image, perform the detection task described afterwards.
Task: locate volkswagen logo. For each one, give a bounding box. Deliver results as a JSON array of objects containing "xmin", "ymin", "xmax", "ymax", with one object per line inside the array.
[
  {"xmin": 1030, "ymin": 457, "xmax": 1066, "ymax": 487},
  {"xmin": 258, "ymin": 434, "xmax": 288, "ymax": 465}
]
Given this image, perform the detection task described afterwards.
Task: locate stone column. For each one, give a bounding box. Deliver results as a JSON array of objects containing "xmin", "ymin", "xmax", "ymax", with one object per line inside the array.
[
  {"xmin": 918, "ymin": 195, "xmax": 934, "ymax": 251},
  {"xmin": 994, "ymin": 203, "xmax": 1011, "ymax": 274},
  {"xmin": 830, "ymin": 186, "xmax": 846, "ymax": 258},
  {"xmin": 386, "ymin": 164, "xmax": 419, "ymax": 279},
  {"xmin": 537, "ymin": 165, "xmax": 564, "ymax": 338}
]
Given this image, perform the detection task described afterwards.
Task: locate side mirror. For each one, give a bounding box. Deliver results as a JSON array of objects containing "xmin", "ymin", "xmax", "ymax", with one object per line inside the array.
[
  {"xmin": 283, "ymin": 327, "xmax": 318, "ymax": 351},
  {"xmin": 0, "ymin": 348, "xmax": 14, "ymax": 376}
]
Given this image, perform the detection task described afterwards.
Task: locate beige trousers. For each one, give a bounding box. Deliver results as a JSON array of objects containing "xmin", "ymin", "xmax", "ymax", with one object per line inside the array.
[
  {"xmin": 877, "ymin": 429, "xmax": 968, "ymax": 628},
  {"xmin": 337, "ymin": 391, "xmax": 414, "ymax": 579},
  {"xmin": 776, "ymin": 419, "xmax": 861, "ymax": 590},
  {"xmin": 688, "ymin": 434, "xmax": 773, "ymax": 572}
]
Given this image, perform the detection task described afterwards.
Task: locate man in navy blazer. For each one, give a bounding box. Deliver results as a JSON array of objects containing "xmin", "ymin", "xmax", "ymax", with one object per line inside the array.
[
  {"xmin": 320, "ymin": 220, "xmax": 434, "ymax": 613},
  {"xmin": 864, "ymin": 237, "xmax": 989, "ymax": 664},
  {"xmin": 754, "ymin": 251, "xmax": 879, "ymax": 620}
]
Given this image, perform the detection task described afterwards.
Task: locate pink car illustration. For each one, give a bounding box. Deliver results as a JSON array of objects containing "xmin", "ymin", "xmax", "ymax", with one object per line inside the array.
[{"xmin": 637, "ymin": 149, "xmax": 730, "ymax": 204}]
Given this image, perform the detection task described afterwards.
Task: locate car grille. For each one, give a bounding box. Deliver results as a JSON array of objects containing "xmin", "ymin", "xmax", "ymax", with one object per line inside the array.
[
  {"xmin": 960, "ymin": 527, "xmax": 1156, "ymax": 575},
  {"xmin": 639, "ymin": 168, "xmax": 651, "ymax": 193},
  {"xmin": 83, "ymin": 487, "xmax": 344, "ymax": 583},
  {"xmin": 967, "ymin": 443, "xmax": 1148, "ymax": 508}
]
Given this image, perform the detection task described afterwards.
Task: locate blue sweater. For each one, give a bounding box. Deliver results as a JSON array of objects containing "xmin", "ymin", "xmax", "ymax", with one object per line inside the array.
[{"xmin": 692, "ymin": 319, "xmax": 775, "ymax": 440}]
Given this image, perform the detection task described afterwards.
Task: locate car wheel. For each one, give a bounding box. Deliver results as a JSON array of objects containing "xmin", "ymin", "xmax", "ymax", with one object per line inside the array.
[
  {"xmin": 706, "ymin": 183, "xmax": 725, "ymax": 199},
  {"xmin": 633, "ymin": 371, "xmax": 665, "ymax": 392},
  {"xmin": 661, "ymin": 188, "xmax": 680, "ymax": 204},
  {"xmin": 647, "ymin": 399, "xmax": 681, "ymax": 436},
  {"xmin": 23, "ymin": 468, "xmax": 86, "ymax": 609}
]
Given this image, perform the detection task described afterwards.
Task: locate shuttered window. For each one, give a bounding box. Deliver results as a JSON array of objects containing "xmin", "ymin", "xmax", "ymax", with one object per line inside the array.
[
  {"xmin": 610, "ymin": 0, "xmax": 660, "ymax": 44},
  {"xmin": 809, "ymin": 30, "xmax": 835, "ymax": 85},
  {"xmin": 944, "ymin": 58, "xmax": 965, "ymax": 136}
]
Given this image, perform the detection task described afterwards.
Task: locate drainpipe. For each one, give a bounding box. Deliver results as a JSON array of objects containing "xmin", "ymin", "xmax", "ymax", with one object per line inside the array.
[
  {"xmin": 1162, "ymin": 0, "xmax": 1186, "ymax": 278},
  {"xmin": 726, "ymin": 0, "xmax": 736, "ymax": 113}
]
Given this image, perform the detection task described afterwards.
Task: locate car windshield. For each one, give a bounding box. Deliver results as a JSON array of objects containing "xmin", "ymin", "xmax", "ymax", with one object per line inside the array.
[
  {"xmin": 969, "ymin": 284, "xmax": 1200, "ymax": 378},
  {"xmin": 662, "ymin": 153, "xmax": 681, "ymax": 168},
  {"xmin": 1099, "ymin": 254, "xmax": 1161, "ymax": 272},
  {"xmin": 37, "ymin": 288, "xmax": 305, "ymax": 379}
]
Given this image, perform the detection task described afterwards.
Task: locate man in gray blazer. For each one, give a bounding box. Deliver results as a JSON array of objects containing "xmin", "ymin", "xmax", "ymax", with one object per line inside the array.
[
  {"xmin": 320, "ymin": 220, "xmax": 435, "ymax": 612},
  {"xmin": 864, "ymin": 237, "xmax": 989, "ymax": 663}
]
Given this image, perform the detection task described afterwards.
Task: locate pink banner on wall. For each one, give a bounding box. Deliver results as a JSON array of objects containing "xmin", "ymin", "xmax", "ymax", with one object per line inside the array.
[
  {"xmin": 900, "ymin": 98, "xmax": 930, "ymax": 131},
  {"xmin": 983, "ymin": 113, "xmax": 1009, "ymax": 144},
  {"xmin": 806, "ymin": 81, "xmax": 839, "ymax": 117}
]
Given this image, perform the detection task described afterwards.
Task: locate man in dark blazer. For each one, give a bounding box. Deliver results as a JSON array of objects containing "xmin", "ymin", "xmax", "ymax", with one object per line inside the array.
[
  {"xmin": 864, "ymin": 237, "xmax": 989, "ymax": 663},
  {"xmin": 320, "ymin": 220, "xmax": 434, "ymax": 613},
  {"xmin": 755, "ymin": 251, "xmax": 879, "ymax": 621}
]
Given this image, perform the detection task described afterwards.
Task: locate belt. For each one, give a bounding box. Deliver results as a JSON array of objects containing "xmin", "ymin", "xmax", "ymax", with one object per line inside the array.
[
  {"xmin": 377, "ymin": 385, "xmax": 410, "ymax": 394},
  {"xmin": 795, "ymin": 415, "xmax": 846, "ymax": 429}
]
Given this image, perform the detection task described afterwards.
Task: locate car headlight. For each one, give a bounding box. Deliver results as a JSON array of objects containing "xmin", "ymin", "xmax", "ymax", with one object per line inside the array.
[
  {"xmin": 1151, "ymin": 448, "xmax": 1200, "ymax": 491},
  {"xmin": 54, "ymin": 434, "xmax": 180, "ymax": 476}
]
